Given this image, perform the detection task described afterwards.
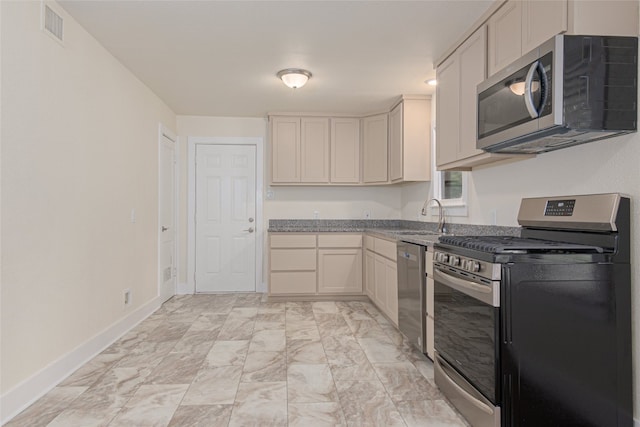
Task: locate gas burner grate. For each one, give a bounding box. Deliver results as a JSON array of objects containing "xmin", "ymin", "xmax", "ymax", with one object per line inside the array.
[{"xmin": 438, "ymin": 235, "xmax": 603, "ymax": 254}]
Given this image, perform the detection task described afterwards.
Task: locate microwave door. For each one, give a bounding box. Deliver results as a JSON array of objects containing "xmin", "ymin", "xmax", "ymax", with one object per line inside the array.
[{"xmin": 477, "ymin": 60, "xmax": 543, "ymax": 150}]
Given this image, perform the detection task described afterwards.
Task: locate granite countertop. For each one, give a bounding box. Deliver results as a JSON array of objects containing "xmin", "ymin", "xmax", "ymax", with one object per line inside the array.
[{"xmin": 268, "ymin": 219, "xmax": 520, "ymax": 247}]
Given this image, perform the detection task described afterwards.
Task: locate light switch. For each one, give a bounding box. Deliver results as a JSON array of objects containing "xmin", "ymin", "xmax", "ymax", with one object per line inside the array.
[{"xmin": 130, "ymin": 208, "xmax": 136, "ymax": 223}]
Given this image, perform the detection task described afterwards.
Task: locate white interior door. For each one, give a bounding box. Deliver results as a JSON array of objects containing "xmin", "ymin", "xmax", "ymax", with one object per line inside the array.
[
  {"xmin": 159, "ymin": 134, "xmax": 177, "ymax": 302},
  {"xmin": 195, "ymin": 144, "xmax": 257, "ymax": 292}
]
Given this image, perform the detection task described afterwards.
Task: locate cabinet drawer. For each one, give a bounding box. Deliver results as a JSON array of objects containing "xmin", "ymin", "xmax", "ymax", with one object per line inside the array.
[
  {"xmin": 270, "ymin": 272, "xmax": 316, "ymax": 294},
  {"xmin": 270, "ymin": 234, "xmax": 316, "ymax": 248},
  {"xmin": 270, "ymin": 249, "xmax": 316, "ymax": 271},
  {"xmin": 375, "ymin": 237, "xmax": 397, "ymax": 261},
  {"xmin": 364, "ymin": 235, "xmax": 376, "ymax": 251},
  {"xmin": 318, "ymin": 234, "xmax": 363, "ymax": 248}
]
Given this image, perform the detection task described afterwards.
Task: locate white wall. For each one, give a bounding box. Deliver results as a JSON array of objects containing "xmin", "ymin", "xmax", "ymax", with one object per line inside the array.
[{"xmin": 1, "ymin": 0, "xmax": 176, "ymax": 403}]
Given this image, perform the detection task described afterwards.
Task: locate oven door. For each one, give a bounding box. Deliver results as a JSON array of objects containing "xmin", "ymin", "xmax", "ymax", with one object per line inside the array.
[{"xmin": 433, "ymin": 264, "xmax": 501, "ymax": 424}]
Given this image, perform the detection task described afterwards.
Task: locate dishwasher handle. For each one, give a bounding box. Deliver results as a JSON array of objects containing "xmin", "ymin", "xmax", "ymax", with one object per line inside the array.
[{"xmin": 398, "ymin": 250, "xmax": 418, "ymax": 262}]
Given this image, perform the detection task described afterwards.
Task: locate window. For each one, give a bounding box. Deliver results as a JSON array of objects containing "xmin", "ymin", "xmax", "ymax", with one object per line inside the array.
[{"xmin": 431, "ymin": 127, "xmax": 468, "ymax": 216}]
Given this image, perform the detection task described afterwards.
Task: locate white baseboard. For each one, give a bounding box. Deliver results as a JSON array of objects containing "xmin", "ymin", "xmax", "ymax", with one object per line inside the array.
[
  {"xmin": 635, "ymin": 416, "xmax": 640, "ymax": 427},
  {"xmin": 0, "ymin": 296, "xmax": 162, "ymax": 424},
  {"xmin": 176, "ymin": 282, "xmax": 192, "ymax": 295}
]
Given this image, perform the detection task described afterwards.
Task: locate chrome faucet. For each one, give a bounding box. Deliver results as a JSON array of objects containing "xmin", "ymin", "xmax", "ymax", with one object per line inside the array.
[{"xmin": 421, "ymin": 198, "xmax": 447, "ymax": 234}]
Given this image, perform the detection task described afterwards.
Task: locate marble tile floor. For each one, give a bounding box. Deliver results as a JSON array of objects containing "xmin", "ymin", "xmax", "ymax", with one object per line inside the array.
[{"xmin": 6, "ymin": 294, "xmax": 469, "ymax": 427}]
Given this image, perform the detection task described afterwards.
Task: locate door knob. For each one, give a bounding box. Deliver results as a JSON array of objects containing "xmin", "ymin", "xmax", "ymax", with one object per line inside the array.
[
  {"xmin": 248, "ymin": 217, "xmax": 254, "ymax": 223},
  {"xmin": 161, "ymin": 226, "xmax": 168, "ymax": 232},
  {"xmin": 243, "ymin": 227, "xmax": 255, "ymax": 233}
]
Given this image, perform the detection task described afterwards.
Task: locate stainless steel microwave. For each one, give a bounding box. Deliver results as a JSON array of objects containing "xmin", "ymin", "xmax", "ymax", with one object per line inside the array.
[{"xmin": 477, "ymin": 35, "xmax": 637, "ymax": 154}]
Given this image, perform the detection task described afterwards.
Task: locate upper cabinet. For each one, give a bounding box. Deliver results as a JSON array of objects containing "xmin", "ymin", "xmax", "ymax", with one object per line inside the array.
[
  {"xmin": 301, "ymin": 118, "xmax": 330, "ymax": 183},
  {"xmin": 270, "ymin": 96, "xmax": 432, "ymax": 186},
  {"xmin": 330, "ymin": 118, "xmax": 360, "ymax": 184},
  {"xmin": 488, "ymin": 0, "xmax": 638, "ymax": 77},
  {"xmin": 437, "ymin": 27, "xmax": 520, "ymax": 171},
  {"xmin": 271, "ymin": 116, "xmax": 329, "ymax": 183},
  {"xmin": 389, "ymin": 96, "xmax": 431, "ymax": 182},
  {"xmin": 488, "ymin": 0, "xmax": 566, "ymax": 76},
  {"xmin": 435, "ymin": 0, "xmax": 638, "ymax": 171},
  {"xmin": 271, "ymin": 116, "xmax": 301, "ymax": 183},
  {"xmin": 362, "ymin": 113, "xmax": 389, "ymax": 183}
]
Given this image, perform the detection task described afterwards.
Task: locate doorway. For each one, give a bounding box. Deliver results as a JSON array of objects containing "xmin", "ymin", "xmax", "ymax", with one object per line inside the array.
[{"xmin": 158, "ymin": 128, "xmax": 177, "ymax": 303}]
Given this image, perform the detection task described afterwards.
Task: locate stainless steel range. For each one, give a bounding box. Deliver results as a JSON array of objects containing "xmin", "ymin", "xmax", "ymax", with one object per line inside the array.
[{"xmin": 433, "ymin": 193, "xmax": 631, "ymax": 427}]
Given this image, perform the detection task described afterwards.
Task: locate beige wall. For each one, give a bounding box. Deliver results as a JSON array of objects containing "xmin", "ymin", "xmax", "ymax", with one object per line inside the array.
[{"xmin": 1, "ymin": 0, "xmax": 176, "ymax": 395}]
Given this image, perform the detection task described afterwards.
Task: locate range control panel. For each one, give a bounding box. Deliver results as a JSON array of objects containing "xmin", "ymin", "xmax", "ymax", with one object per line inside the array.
[{"xmin": 544, "ymin": 199, "xmax": 575, "ymax": 216}]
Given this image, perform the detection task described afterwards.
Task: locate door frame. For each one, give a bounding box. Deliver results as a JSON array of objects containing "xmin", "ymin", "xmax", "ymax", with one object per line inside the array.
[
  {"xmin": 187, "ymin": 136, "xmax": 264, "ymax": 293},
  {"xmin": 158, "ymin": 123, "xmax": 178, "ymax": 301}
]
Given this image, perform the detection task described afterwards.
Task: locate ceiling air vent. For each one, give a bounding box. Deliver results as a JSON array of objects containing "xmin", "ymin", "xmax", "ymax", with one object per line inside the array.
[{"xmin": 43, "ymin": 4, "xmax": 64, "ymax": 42}]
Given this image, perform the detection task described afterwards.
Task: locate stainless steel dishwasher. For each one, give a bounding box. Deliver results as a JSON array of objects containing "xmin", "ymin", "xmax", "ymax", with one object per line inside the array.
[{"xmin": 397, "ymin": 241, "xmax": 426, "ymax": 354}]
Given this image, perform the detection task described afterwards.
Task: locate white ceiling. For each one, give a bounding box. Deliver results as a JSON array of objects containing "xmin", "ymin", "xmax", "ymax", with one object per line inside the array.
[{"xmin": 58, "ymin": 0, "xmax": 493, "ymax": 117}]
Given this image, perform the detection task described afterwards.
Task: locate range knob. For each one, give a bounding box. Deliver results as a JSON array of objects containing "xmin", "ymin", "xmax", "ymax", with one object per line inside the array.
[
  {"xmin": 471, "ymin": 261, "xmax": 481, "ymax": 273},
  {"xmin": 450, "ymin": 256, "xmax": 460, "ymax": 267},
  {"xmin": 436, "ymin": 252, "xmax": 449, "ymax": 263}
]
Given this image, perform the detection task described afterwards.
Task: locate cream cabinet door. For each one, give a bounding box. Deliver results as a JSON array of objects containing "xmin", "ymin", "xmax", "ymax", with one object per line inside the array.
[
  {"xmin": 522, "ymin": 0, "xmax": 567, "ymax": 54},
  {"xmin": 331, "ymin": 118, "xmax": 360, "ymax": 183},
  {"xmin": 458, "ymin": 26, "xmax": 487, "ymax": 160},
  {"xmin": 318, "ymin": 249, "xmax": 363, "ymax": 294},
  {"xmin": 487, "ymin": 0, "xmax": 522, "ymax": 76},
  {"xmin": 435, "ymin": 53, "xmax": 460, "ymax": 167},
  {"xmin": 374, "ymin": 254, "xmax": 388, "ymax": 310},
  {"xmin": 271, "ymin": 116, "xmax": 300, "ymax": 183},
  {"xmin": 301, "ymin": 117, "xmax": 330, "ymax": 183},
  {"xmin": 365, "ymin": 249, "xmax": 376, "ymax": 300},
  {"xmin": 362, "ymin": 114, "xmax": 388, "ymax": 183},
  {"xmin": 385, "ymin": 257, "xmax": 398, "ymax": 326},
  {"xmin": 389, "ymin": 103, "xmax": 403, "ymax": 182}
]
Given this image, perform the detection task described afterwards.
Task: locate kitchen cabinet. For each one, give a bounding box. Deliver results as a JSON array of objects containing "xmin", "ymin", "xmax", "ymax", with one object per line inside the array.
[
  {"xmin": 301, "ymin": 118, "xmax": 330, "ymax": 183},
  {"xmin": 487, "ymin": 0, "xmax": 522, "ymax": 77},
  {"xmin": 389, "ymin": 96, "xmax": 431, "ymax": 183},
  {"xmin": 488, "ymin": 0, "xmax": 566, "ymax": 76},
  {"xmin": 437, "ymin": 26, "xmax": 521, "ymax": 171},
  {"xmin": 270, "ymin": 116, "xmax": 300, "ymax": 183},
  {"xmin": 364, "ymin": 234, "xmax": 398, "ymax": 326},
  {"xmin": 488, "ymin": 0, "xmax": 638, "ymax": 78},
  {"xmin": 318, "ymin": 234, "xmax": 363, "ymax": 294},
  {"xmin": 269, "ymin": 233, "xmax": 317, "ymax": 295},
  {"xmin": 362, "ymin": 113, "xmax": 388, "ymax": 183},
  {"xmin": 269, "ymin": 232, "xmax": 363, "ymax": 296},
  {"xmin": 330, "ymin": 118, "xmax": 360, "ymax": 183},
  {"xmin": 270, "ymin": 116, "xmax": 329, "ymax": 184}
]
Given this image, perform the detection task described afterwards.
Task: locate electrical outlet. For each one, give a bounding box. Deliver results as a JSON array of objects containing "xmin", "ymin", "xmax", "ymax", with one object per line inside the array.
[
  {"xmin": 130, "ymin": 208, "xmax": 136, "ymax": 223},
  {"xmin": 124, "ymin": 289, "xmax": 131, "ymax": 306},
  {"xmin": 363, "ymin": 210, "xmax": 371, "ymax": 219},
  {"xmin": 490, "ymin": 210, "xmax": 497, "ymax": 225},
  {"xmin": 313, "ymin": 210, "xmax": 319, "ymax": 219}
]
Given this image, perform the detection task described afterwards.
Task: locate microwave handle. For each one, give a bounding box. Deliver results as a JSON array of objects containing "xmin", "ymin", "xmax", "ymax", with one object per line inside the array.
[{"xmin": 524, "ymin": 61, "xmax": 540, "ymax": 119}]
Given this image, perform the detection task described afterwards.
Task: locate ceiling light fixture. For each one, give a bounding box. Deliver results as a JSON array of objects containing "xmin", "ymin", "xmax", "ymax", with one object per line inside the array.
[
  {"xmin": 277, "ymin": 68, "xmax": 312, "ymax": 89},
  {"xmin": 426, "ymin": 79, "xmax": 437, "ymax": 86}
]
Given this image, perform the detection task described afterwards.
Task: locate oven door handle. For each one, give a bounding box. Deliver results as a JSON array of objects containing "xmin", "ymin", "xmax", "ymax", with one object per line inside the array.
[{"xmin": 434, "ymin": 267, "xmax": 499, "ymax": 307}]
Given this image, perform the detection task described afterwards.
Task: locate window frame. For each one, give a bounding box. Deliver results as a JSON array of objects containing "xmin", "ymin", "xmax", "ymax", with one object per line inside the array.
[{"xmin": 431, "ymin": 125, "xmax": 469, "ymax": 217}]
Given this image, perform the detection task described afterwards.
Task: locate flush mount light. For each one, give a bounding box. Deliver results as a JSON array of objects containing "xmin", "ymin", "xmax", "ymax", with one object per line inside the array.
[
  {"xmin": 426, "ymin": 79, "xmax": 437, "ymax": 86},
  {"xmin": 277, "ymin": 68, "xmax": 312, "ymax": 89}
]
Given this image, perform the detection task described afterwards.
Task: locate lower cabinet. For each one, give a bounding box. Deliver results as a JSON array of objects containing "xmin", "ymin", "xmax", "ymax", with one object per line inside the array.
[
  {"xmin": 269, "ymin": 232, "xmax": 362, "ymax": 296},
  {"xmin": 318, "ymin": 248, "xmax": 363, "ymax": 294},
  {"xmin": 365, "ymin": 235, "xmax": 398, "ymax": 326}
]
